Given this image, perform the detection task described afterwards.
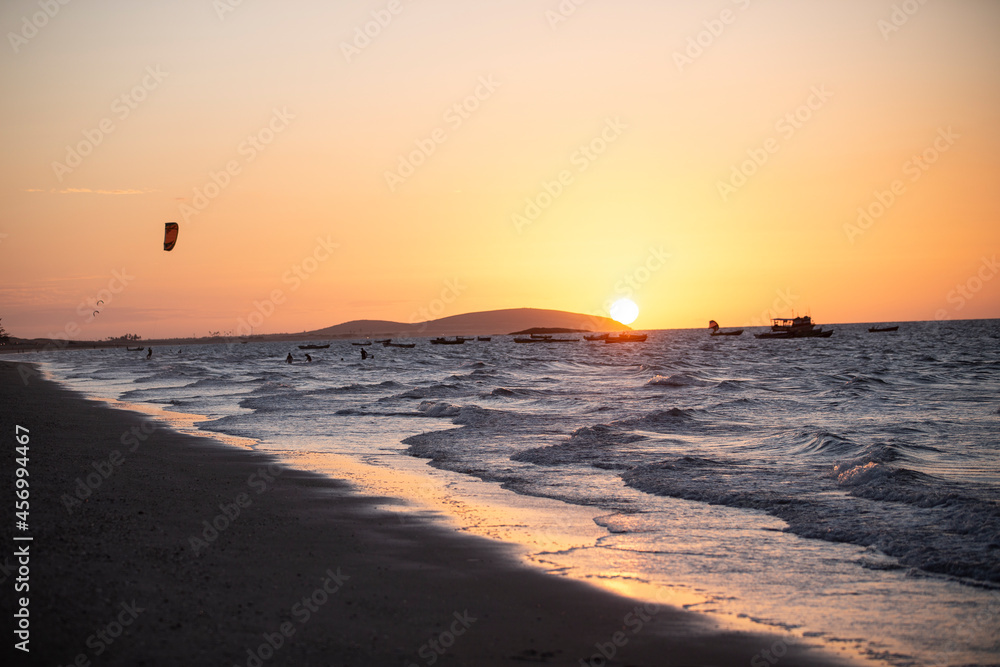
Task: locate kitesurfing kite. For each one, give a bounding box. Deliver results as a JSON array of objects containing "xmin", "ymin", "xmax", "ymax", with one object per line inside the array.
[{"xmin": 164, "ymin": 222, "xmax": 179, "ymax": 251}]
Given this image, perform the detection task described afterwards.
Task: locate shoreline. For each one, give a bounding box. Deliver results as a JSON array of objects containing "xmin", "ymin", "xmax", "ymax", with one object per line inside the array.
[{"xmin": 1, "ymin": 360, "xmax": 864, "ymax": 666}]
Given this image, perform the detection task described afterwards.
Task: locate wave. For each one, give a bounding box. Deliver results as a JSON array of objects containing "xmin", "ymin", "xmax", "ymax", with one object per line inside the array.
[
  {"xmin": 645, "ymin": 373, "xmax": 714, "ymax": 388},
  {"xmin": 479, "ymin": 386, "xmax": 560, "ymax": 399},
  {"xmin": 613, "ymin": 407, "xmax": 697, "ymax": 428},
  {"xmin": 382, "ymin": 383, "xmax": 466, "ymax": 400},
  {"xmin": 415, "ymin": 401, "xmax": 512, "ymax": 428},
  {"xmin": 786, "ymin": 430, "xmax": 861, "ymax": 458},
  {"xmin": 624, "ymin": 451, "xmax": 1000, "ymax": 584},
  {"xmin": 513, "ymin": 424, "xmax": 647, "ymax": 468},
  {"xmin": 317, "ymin": 380, "xmax": 404, "ymax": 395}
]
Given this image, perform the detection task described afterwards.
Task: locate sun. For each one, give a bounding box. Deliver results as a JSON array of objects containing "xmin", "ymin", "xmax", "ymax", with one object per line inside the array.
[{"xmin": 609, "ymin": 298, "xmax": 639, "ymax": 325}]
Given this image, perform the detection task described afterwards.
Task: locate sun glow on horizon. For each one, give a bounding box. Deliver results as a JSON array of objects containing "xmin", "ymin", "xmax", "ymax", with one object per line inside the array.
[{"xmin": 610, "ymin": 298, "xmax": 640, "ymax": 325}]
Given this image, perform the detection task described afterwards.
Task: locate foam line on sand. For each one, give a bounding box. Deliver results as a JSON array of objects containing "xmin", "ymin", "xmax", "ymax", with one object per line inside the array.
[{"xmin": 0, "ymin": 361, "xmax": 863, "ymax": 666}]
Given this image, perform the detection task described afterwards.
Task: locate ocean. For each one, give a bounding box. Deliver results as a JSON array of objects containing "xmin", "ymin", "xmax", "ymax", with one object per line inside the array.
[{"xmin": 36, "ymin": 320, "xmax": 1000, "ymax": 666}]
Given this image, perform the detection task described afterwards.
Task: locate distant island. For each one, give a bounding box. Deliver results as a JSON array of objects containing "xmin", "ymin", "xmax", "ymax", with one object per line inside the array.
[
  {"xmin": 1, "ymin": 308, "xmax": 631, "ymax": 352},
  {"xmin": 305, "ymin": 308, "xmax": 630, "ymax": 339}
]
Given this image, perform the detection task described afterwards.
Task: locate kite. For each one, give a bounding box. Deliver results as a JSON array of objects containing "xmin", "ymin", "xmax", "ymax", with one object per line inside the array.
[
  {"xmin": 164, "ymin": 222, "xmax": 179, "ymax": 251},
  {"xmin": 97, "ymin": 300, "xmax": 104, "ymax": 306},
  {"xmin": 93, "ymin": 310, "xmax": 100, "ymax": 317}
]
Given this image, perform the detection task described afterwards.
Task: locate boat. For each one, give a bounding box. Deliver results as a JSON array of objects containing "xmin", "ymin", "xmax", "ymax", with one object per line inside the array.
[
  {"xmin": 127, "ymin": 346, "xmax": 145, "ymax": 351},
  {"xmin": 868, "ymin": 325, "xmax": 899, "ymax": 333},
  {"xmin": 513, "ymin": 337, "xmax": 578, "ymax": 343},
  {"xmin": 529, "ymin": 333, "xmax": 552, "ymax": 339},
  {"xmin": 351, "ymin": 341, "xmax": 372, "ymax": 346},
  {"xmin": 298, "ymin": 343, "xmax": 330, "ymax": 350},
  {"xmin": 584, "ymin": 333, "xmax": 610, "ymax": 341},
  {"xmin": 708, "ymin": 320, "xmax": 743, "ymax": 336},
  {"xmin": 375, "ymin": 339, "xmax": 391, "ymax": 344},
  {"xmin": 430, "ymin": 337, "xmax": 465, "ymax": 345},
  {"xmin": 604, "ymin": 333, "xmax": 647, "ymax": 344},
  {"xmin": 754, "ymin": 316, "xmax": 833, "ymax": 339},
  {"xmin": 477, "ymin": 337, "xmax": 492, "ymax": 342},
  {"xmin": 383, "ymin": 341, "xmax": 416, "ymax": 348}
]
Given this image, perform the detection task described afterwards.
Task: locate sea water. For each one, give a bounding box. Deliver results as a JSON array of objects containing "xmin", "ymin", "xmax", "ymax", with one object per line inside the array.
[{"xmin": 35, "ymin": 320, "xmax": 1000, "ymax": 666}]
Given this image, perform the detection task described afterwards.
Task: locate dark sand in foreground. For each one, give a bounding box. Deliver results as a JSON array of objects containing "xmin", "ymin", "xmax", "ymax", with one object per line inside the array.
[{"xmin": 1, "ymin": 361, "xmax": 861, "ymax": 666}]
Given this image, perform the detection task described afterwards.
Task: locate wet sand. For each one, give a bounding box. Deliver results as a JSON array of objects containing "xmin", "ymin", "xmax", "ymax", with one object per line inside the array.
[{"xmin": 1, "ymin": 361, "xmax": 861, "ymax": 666}]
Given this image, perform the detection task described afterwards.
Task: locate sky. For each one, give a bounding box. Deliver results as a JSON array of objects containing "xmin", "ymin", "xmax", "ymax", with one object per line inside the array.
[{"xmin": 1, "ymin": 0, "xmax": 998, "ymax": 340}]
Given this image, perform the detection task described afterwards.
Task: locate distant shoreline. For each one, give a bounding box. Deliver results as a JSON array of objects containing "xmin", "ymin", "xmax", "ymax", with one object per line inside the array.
[{"xmin": 4, "ymin": 318, "xmax": 997, "ymax": 355}]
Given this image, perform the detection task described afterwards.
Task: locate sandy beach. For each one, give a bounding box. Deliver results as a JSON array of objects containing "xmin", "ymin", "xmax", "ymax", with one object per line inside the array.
[{"xmin": 1, "ymin": 360, "xmax": 862, "ymax": 666}]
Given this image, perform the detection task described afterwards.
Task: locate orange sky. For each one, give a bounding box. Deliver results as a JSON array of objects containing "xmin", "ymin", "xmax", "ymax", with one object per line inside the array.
[{"xmin": 2, "ymin": 0, "xmax": 998, "ymax": 339}]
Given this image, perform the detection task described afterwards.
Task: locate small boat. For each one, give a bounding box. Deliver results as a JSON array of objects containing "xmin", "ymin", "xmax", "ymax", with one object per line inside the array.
[
  {"xmin": 584, "ymin": 333, "xmax": 610, "ymax": 341},
  {"xmin": 513, "ymin": 337, "xmax": 579, "ymax": 343},
  {"xmin": 383, "ymin": 341, "xmax": 416, "ymax": 348},
  {"xmin": 127, "ymin": 346, "xmax": 145, "ymax": 351},
  {"xmin": 298, "ymin": 343, "xmax": 330, "ymax": 350},
  {"xmin": 868, "ymin": 325, "xmax": 899, "ymax": 333},
  {"xmin": 529, "ymin": 333, "xmax": 552, "ymax": 339},
  {"xmin": 375, "ymin": 339, "xmax": 391, "ymax": 344},
  {"xmin": 430, "ymin": 337, "xmax": 465, "ymax": 345},
  {"xmin": 477, "ymin": 337, "xmax": 492, "ymax": 342},
  {"xmin": 604, "ymin": 333, "xmax": 647, "ymax": 344},
  {"xmin": 455, "ymin": 337, "xmax": 475, "ymax": 343},
  {"xmin": 755, "ymin": 316, "xmax": 833, "ymax": 339},
  {"xmin": 709, "ymin": 320, "xmax": 743, "ymax": 336}
]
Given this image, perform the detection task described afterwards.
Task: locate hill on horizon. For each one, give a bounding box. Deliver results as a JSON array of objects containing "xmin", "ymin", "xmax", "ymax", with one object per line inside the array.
[{"xmin": 305, "ymin": 308, "xmax": 630, "ymax": 338}]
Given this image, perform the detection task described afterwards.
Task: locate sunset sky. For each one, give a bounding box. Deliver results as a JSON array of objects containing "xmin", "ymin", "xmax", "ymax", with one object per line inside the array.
[{"xmin": 2, "ymin": 0, "xmax": 998, "ymax": 339}]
